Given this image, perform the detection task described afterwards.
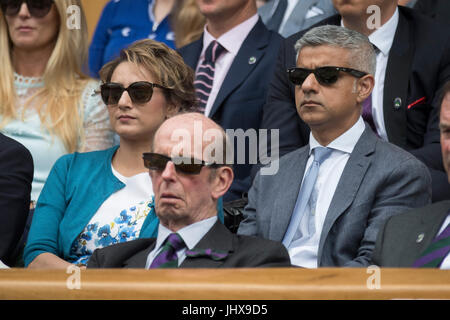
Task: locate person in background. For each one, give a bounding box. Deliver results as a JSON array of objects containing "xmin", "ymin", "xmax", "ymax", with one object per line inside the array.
[
  {"xmin": 24, "ymin": 39, "xmax": 197, "ymax": 269},
  {"xmin": 258, "ymin": 0, "xmax": 337, "ymax": 38},
  {"xmin": 89, "ymin": 0, "xmax": 206, "ymax": 78},
  {"xmin": 88, "ymin": 113, "xmax": 291, "ymax": 269},
  {"xmin": 0, "ymin": 133, "xmax": 33, "ymax": 267},
  {"xmin": 372, "ymin": 81, "xmax": 450, "ymax": 269},
  {"xmin": 0, "ymin": 0, "xmax": 114, "ymax": 205},
  {"xmin": 238, "ymin": 26, "xmax": 431, "ymax": 268},
  {"xmin": 178, "ymin": 0, "xmax": 283, "ymax": 201}
]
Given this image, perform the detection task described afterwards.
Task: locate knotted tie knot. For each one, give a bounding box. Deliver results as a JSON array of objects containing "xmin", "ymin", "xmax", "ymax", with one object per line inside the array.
[
  {"xmin": 313, "ymin": 146, "xmax": 332, "ymax": 165},
  {"xmin": 150, "ymin": 233, "xmax": 185, "ymax": 268},
  {"xmin": 204, "ymin": 40, "xmax": 226, "ymax": 64}
]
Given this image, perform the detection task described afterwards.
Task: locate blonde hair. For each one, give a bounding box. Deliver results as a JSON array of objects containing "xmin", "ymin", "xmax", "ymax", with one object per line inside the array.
[
  {"xmin": 171, "ymin": 0, "xmax": 205, "ymax": 48},
  {"xmin": 99, "ymin": 39, "xmax": 197, "ymax": 112},
  {"xmin": 0, "ymin": 0, "xmax": 90, "ymax": 153}
]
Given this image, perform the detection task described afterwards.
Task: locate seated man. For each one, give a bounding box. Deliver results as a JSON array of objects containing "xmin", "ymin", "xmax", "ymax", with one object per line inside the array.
[
  {"xmin": 260, "ymin": 0, "xmax": 450, "ymax": 202},
  {"xmin": 238, "ymin": 25, "xmax": 432, "ymax": 268},
  {"xmin": 372, "ymin": 81, "xmax": 450, "ymax": 269},
  {"xmin": 0, "ymin": 133, "xmax": 33, "ymax": 267},
  {"xmin": 88, "ymin": 113, "xmax": 290, "ymax": 268}
]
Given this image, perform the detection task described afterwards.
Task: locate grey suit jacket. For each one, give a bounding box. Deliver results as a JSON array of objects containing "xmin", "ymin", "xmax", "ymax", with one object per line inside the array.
[
  {"xmin": 88, "ymin": 221, "xmax": 291, "ymax": 268},
  {"xmin": 238, "ymin": 126, "xmax": 432, "ymax": 267},
  {"xmin": 258, "ymin": 0, "xmax": 337, "ymax": 37},
  {"xmin": 372, "ymin": 200, "xmax": 450, "ymax": 267}
]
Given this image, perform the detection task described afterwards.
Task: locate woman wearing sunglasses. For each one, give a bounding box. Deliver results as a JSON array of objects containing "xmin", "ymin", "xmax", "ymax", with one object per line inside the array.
[
  {"xmin": 0, "ymin": 0, "xmax": 114, "ymax": 205},
  {"xmin": 24, "ymin": 39, "xmax": 197, "ymax": 268}
]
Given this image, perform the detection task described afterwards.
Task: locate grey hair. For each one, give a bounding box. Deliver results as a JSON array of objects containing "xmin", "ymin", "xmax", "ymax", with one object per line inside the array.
[{"xmin": 294, "ymin": 25, "xmax": 376, "ymax": 75}]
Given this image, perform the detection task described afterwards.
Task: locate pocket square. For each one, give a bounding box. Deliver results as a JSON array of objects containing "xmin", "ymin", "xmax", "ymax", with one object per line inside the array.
[
  {"xmin": 305, "ymin": 6, "xmax": 324, "ymax": 19},
  {"xmin": 407, "ymin": 96, "xmax": 426, "ymax": 109},
  {"xmin": 185, "ymin": 248, "xmax": 228, "ymax": 261}
]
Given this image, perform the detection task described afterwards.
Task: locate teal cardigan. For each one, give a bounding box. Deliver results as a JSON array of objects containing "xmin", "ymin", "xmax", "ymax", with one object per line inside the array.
[{"xmin": 23, "ymin": 146, "xmax": 223, "ymax": 266}]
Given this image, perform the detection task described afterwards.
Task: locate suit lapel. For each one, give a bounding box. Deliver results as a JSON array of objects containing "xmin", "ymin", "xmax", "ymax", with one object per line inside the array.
[
  {"xmin": 383, "ymin": 9, "xmax": 414, "ymax": 149},
  {"xmin": 180, "ymin": 221, "xmax": 234, "ymax": 268},
  {"xmin": 209, "ymin": 19, "xmax": 270, "ymax": 118},
  {"xmin": 269, "ymin": 147, "xmax": 310, "ymax": 241},
  {"xmin": 283, "ymin": 0, "xmax": 316, "ymax": 32},
  {"xmin": 317, "ymin": 127, "xmax": 376, "ymax": 264},
  {"xmin": 415, "ymin": 201, "xmax": 450, "ymax": 255},
  {"xmin": 123, "ymin": 240, "xmax": 156, "ymax": 268},
  {"xmin": 179, "ymin": 36, "xmax": 204, "ymax": 70}
]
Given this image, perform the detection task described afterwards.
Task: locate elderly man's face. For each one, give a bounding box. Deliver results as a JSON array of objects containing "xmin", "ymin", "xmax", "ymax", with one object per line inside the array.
[
  {"xmin": 440, "ymin": 93, "xmax": 450, "ymax": 181},
  {"xmin": 294, "ymin": 45, "xmax": 362, "ymax": 133},
  {"xmin": 149, "ymin": 119, "xmax": 220, "ymax": 227}
]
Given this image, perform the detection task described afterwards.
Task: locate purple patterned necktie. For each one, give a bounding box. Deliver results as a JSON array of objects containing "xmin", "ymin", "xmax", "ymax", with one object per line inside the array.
[
  {"xmin": 412, "ymin": 223, "xmax": 450, "ymax": 268},
  {"xmin": 150, "ymin": 233, "xmax": 185, "ymax": 268},
  {"xmin": 362, "ymin": 93, "xmax": 378, "ymax": 133},
  {"xmin": 194, "ymin": 40, "xmax": 226, "ymax": 113}
]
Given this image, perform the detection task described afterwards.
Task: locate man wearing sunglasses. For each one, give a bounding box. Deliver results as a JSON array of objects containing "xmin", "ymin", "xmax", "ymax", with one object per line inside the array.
[
  {"xmin": 238, "ymin": 26, "xmax": 431, "ymax": 268},
  {"xmin": 259, "ymin": 0, "xmax": 450, "ymax": 202},
  {"xmin": 88, "ymin": 113, "xmax": 291, "ymax": 268}
]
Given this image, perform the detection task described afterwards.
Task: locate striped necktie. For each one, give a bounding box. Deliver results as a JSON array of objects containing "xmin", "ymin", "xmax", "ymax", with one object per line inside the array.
[
  {"xmin": 412, "ymin": 223, "xmax": 450, "ymax": 268},
  {"xmin": 194, "ymin": 40, "xmax": 226, "ymax": 113},
  {"xmin": 150, "ymin": 233, "xmax": 185, "ymax": 268}
]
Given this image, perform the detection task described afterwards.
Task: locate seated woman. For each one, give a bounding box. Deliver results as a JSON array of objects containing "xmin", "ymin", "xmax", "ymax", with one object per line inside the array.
[
  {"xmin": 0, "ymin": 0, "xmax": 115, "ymax": 203},
  {"xmin": 24, "ymin": 39, "xmax": 197, "ymax": 268}
]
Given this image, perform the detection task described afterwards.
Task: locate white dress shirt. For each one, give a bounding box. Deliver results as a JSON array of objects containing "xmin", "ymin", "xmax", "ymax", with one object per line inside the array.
[
  {"xmin": 145, "ymin": 216, "xmax": 217, "ymax": 268},
  {"xmin": 288, "ymin": 117, "xmax": 366, "ymax": 268},
  {"xmin": 342, "ymin": 8, "xmax": 399, "ymax": 141},
  {"xmin": 198, "ymin": 14, "xmax": 259, "ymax": 117}
]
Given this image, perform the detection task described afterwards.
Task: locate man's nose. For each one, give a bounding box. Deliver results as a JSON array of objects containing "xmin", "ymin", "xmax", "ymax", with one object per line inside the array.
[
  {"xmin": 161, "ymin": 161, "xmax": 177, "ymax": 180},
  {"xmin": 301, "ymin": 72, "xmax": 320, "ymax": 93}
]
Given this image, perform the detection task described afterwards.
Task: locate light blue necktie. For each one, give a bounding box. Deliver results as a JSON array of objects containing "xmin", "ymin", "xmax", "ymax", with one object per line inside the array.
[{"xmin": 282, "ymin": 147, "xmax": 333, "ymax": 247}]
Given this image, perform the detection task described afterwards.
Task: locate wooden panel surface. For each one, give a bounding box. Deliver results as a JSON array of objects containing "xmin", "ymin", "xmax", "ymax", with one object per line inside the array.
[{"xmin": 0, "ymin": 268, "xmax": 449, "ymax": 300}]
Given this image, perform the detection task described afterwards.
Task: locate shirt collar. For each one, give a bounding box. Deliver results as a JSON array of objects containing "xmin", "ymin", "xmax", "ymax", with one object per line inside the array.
[
  {"xmin": 202, "ymin": 14, "xmax": 259, "ymax": 58},
  {"xmin": 340, "ymin": 7, "xmax": 399, "ymax": 56},
  {"xmin": 309, "ymin": 116, "xmax": 366, "ymax": 155},
  {"xmin": 155, "ymin": 216, "xmax": 218, "ymax": 251}
]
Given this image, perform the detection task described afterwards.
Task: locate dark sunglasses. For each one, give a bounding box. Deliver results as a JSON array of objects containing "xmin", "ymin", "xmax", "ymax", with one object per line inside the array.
[
  {"xmin": 1, "ymin": 0, "xmax": 54, "ymax": 18},
  {"xmin": 287, "ymin": 66, "xmax": 367, "ymax": 86},
  {"xmin": 99, "ymin": 81, "xmax": 168, "ymax": 106},
  {"xmin": 143, "ymin": 152, "xmax": 223, "ymax": 175}
]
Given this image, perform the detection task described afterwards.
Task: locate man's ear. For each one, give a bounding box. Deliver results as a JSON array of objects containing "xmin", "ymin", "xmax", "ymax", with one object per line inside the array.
[
  {"xmin": 211, "ymin": 166, "xmax": 234, "ymax": 200},
  {"xmin": 355, "ymin": 74, "xmax": 375, "ymax": 104}
]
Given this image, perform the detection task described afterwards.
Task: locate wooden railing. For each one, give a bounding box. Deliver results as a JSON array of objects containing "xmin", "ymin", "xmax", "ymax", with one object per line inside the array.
[{"xmin": 0, "ymin": 268, "xmax": 449, "ymax": 300}]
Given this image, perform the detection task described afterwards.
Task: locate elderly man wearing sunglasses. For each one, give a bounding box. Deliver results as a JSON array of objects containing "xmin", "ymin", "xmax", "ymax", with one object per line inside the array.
[
  {"xmin": 238, "ymin": 25, "xmax": 432, "ymax": 268},
  {"xmin": 24, "ymin": 39, "xmax": 197, "ymax": 269},
  {"xmin": 87, "ymin": 112, "xmax": 291, "ymax": 269}
]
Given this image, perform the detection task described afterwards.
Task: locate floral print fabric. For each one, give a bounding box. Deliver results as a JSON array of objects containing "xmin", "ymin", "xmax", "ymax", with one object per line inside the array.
[{"xmin": 70, "ymin": 199, "xmax": 154, "ymax": 266}]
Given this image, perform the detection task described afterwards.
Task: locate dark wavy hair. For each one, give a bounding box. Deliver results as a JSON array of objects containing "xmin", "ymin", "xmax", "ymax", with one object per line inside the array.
[{"xmin": 99, "ymin": 39, "xmax": 197, "ymax": 112}]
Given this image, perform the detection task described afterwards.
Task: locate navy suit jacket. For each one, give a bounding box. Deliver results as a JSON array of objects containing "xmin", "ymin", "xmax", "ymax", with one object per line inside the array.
[
  {"xmin": 0, "ymin": 133, "xmax": 33, "ymax": 266},
  {"xmin": 259, "ymin": 6, "xmax": 450, "ymax": 201},
  {"xmin": 178, "ymin": 19, "xmax": 283, "ymax": 201}
]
